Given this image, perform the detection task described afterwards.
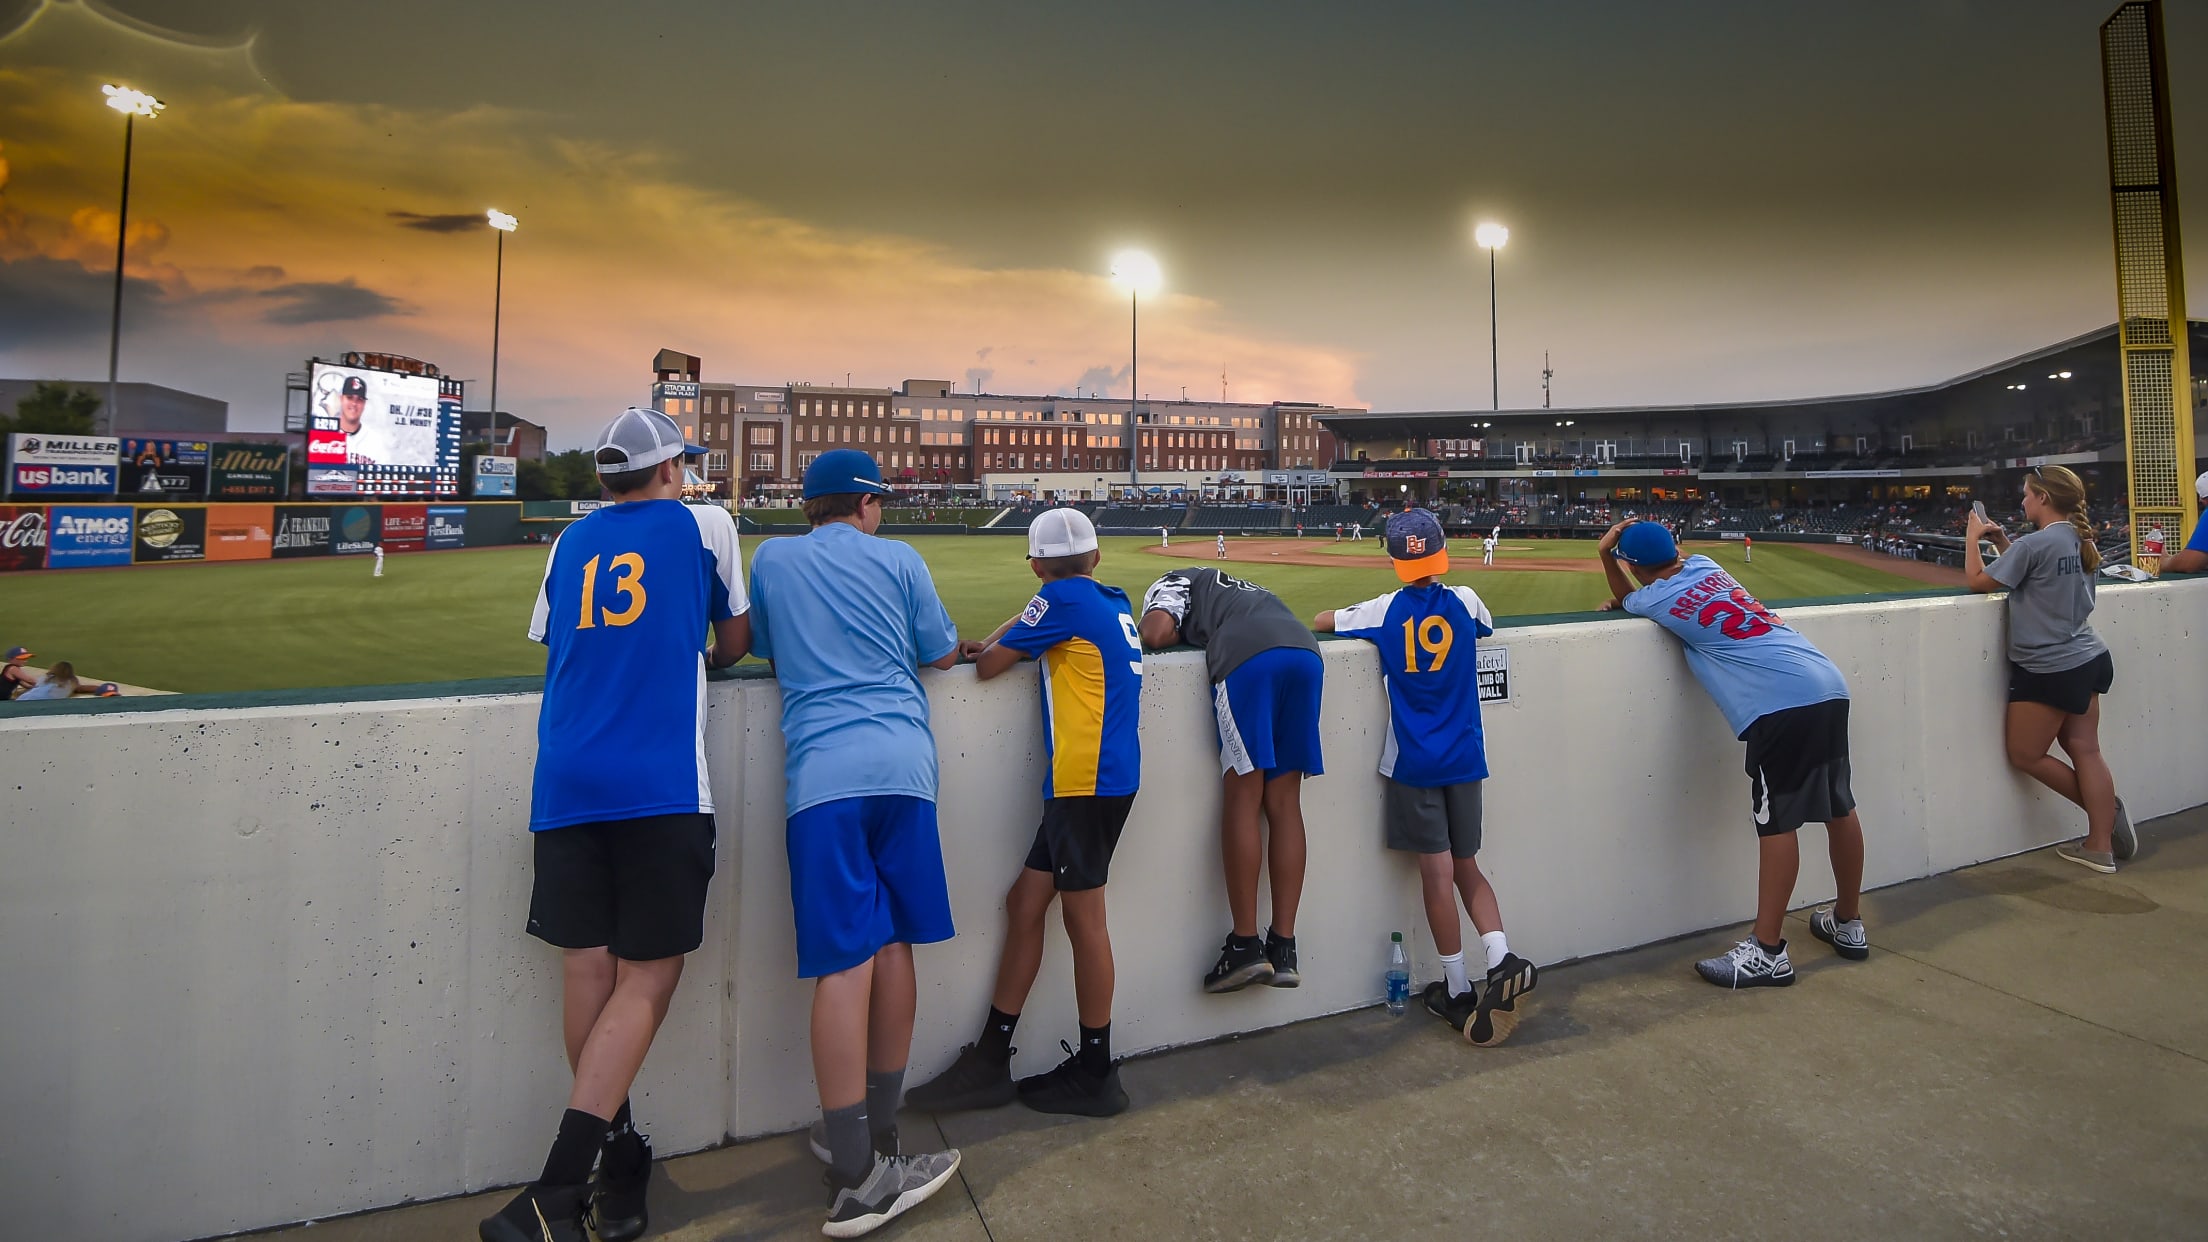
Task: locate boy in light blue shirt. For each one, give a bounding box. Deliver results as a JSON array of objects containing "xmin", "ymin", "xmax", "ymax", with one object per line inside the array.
[
  {"xmin": 746, "ymin": 449, "xmax": 965, "ymax": 1237},
  {"xmin": 1600, "ymin": 520, "xmax": 1869, "ymax": 991}
]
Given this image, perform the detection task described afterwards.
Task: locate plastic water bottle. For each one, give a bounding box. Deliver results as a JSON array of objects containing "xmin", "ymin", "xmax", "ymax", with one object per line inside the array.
[{"xmin": 1385, "ymin": 932, "xmax": 1410, "ymax": 1015}]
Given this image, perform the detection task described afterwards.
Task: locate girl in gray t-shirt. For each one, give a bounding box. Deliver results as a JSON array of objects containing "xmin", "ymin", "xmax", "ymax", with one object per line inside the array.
[{"xmin": 1962, "ymin": 465, "xmax": 2131, "ymax": 873}]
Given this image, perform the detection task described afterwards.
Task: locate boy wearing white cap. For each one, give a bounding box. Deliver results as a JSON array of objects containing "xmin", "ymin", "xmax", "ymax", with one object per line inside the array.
[
  {"xmin": 485, "ymin": 407, "xmax": 747, "ymax": 1242},
  {"xmin": 907, "ymin": 507, "xmax": 1144, "ymax": 1118},
  {"xmin": 1598, "ymin": 519, "xmax": 1867, "ymax": 993},
  {"xmin": 2157, "ymin": 471, "xmax": 2208, "ymax": 574}
]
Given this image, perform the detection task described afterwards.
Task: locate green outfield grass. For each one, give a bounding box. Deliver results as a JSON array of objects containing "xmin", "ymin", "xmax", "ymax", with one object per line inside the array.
[{"xmin": 0, "ymin": 535, "xmax": 1934, "ymax": 695}]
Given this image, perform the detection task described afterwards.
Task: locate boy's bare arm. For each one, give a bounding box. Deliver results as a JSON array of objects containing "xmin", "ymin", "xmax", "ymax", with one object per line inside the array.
[
  {"xmin": 1311, "ymin": 609, "xmax": 1337, "ymax": 632},
  {"xmin": 1596, "ymin": 521, "xmax": 1636, "ymax": 608},
  {"xmin": 972, "ymin": 641, "xmax": 1026, "ymax": 680},
  {"xmin": 1138, "ymin": 609, "xmax": 1181, "ymax": 648}
]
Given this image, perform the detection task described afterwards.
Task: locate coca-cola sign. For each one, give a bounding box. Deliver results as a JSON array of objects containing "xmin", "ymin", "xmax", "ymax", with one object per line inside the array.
[{"xmin": 0, "ymin": 506, "xmax": 49, "ymax": 573}]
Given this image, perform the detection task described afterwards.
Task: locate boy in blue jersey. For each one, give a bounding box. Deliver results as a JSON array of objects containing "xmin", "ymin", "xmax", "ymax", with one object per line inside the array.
[
  {"xmin": 484, "ymin": 407, "xmax": 748, "ymax": 1242},
  {"xmin": 1599, "ymin": 519, "xmax": 1869, "ymax": 990},
  {"xmin": 1315, "ymin": 510, "xmax": 1539, "ymax": 1045},
  {"xmin": 902, "ymin": 508, "xmax": 1142, "ymax": 1119},
  {"xmin": 747, "ymin": 449, "xmax": 965, "ymax": 1238}
]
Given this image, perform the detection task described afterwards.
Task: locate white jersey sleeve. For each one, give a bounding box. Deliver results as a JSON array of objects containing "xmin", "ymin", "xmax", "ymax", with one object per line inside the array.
[
  {"xmin": 1448, "ymin": 585, "xmax": 1496, "ymax": 637},
  {"xmin": 526, "ymin": 531, "xmax": 562, "ymax": 643},
  {"xmin": 1331, "ymin": 590, "xmax": 1397, "ymax": 639},
  {"xmin": 688, "ymin": 503, "xmax": 749, "ymax": 618},
  {"xmin": 1142, "ymin": 571, "xmax": 1193, "ymax": 623}
]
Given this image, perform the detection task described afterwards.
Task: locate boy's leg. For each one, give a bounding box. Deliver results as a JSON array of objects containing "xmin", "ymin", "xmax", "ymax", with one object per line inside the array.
[
  {"xmin": 1753, "ymin": 831, "xmax": 1801, "ymax": 948},
  {"xmin": 1417, "ymin": 853, "xmax": 1463, "ymax": 959},
  {"xmin": 1825, "ymin": 811, "xmax": 1864, "ymax": 923},
  {"xmin": 1219, "ymin": 769, "xmax": 1267, "ymax": 938},
  {"xmin": 570, "ymin": 955, "xmax": 685, "ymax": 1117},
  {"xmin": 1060, "ymin": 888, "xmax": 1114, "ymax": 1030},
  {"xmin": 1259, "ymin": 772, "xmax": 1307, "ymax": 938},
  {"xmin": 990, "ymin": 868, "xmax": 1058, "ymax": 1017},
  {"xmin": 562, "ymin": 948, "xmax": 619, "ymax": 1068},
  {"xmin": 812, "ymin": 961, "xmax": 878, "ymax": 1115}
]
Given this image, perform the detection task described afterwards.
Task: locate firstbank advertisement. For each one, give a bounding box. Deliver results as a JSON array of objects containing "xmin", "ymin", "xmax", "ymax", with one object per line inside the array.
[{"xmin": 46, "ymin": 506, "xmax": 133, "ymax": 567}]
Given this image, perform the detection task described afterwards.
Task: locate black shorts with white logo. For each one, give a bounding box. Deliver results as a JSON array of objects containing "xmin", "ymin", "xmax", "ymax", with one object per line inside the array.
[
  {"xmin": 528, "ymin": 812, "xmax": 716, "ymax": 961},
  {"xmin": 1023, "ymin": 795, "xmax": 1137, "ymax": 892},
  {"xmin": 1742, "ymin": 699, "xmax": 1855, "ymax": 838}
]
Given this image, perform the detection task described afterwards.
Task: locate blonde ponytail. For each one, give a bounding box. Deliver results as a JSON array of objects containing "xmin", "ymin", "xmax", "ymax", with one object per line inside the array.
[{"xmin": 2027, "ymin": 465, "xmax": 2101, "ymax": 573}]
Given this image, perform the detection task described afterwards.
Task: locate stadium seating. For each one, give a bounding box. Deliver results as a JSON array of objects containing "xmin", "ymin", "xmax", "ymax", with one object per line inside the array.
[
  {"xmin": 1092, "ymin": 505, "xmax": 1188, "ymax": 531},
  {"xmin": 1183, "ymin": 506, "xmax": 1289, "ymax": 533}
]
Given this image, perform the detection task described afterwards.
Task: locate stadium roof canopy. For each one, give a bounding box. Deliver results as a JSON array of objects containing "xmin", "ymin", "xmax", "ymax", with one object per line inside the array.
[{"xmin": 1321, "ymin": 320, "xmax": 2208, "ymax": 438}]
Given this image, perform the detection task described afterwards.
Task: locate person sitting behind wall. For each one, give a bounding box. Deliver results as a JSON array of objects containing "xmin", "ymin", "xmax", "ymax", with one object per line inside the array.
[
  {"xmin": 14, "ymin": 661, "xmax": 81, "ymax": 701},
  {"xmin": 2156, "ymin": 471, "xmax": 2208, "ymax": 575}
]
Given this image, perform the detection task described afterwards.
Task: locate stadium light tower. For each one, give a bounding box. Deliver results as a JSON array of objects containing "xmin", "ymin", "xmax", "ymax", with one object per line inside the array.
[
  {"xmin": 486, "ymin": 209, "xmax": 518, "ymax": 446},
  {"xmin": 1110, "ymin": 250, "xmax": 1161, "ymax": 489},
  {"xmin": 1474, "ymin": 222, "xmax": 1509, "ymax": 411},
  {"xmin": 102, "ymin": 83, "xmax": 164, "ymax": 428}
]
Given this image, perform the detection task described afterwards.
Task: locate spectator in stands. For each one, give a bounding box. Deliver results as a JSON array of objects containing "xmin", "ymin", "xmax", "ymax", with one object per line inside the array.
[
  {"xmin": 1963, "ymin": 466, "xmax": 2135, "ymax": 873},
  {"xmin": 15, "ymin": 660, "xmax": 81, "ymax": 701},
  {"xmin": 2156, "ymin": 471, "xmax": 2208, "ymax": 575},
  {"xmin": 2, "ymin": 647, "xmax": 34, "ymax": 700}
]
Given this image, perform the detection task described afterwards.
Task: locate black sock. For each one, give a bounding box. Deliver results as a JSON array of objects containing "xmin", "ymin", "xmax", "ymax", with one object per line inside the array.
[
  {"xmin": 540, "ymin": 1108, "xmax": 609, "ymax": 1187},
  {"xmin": 1758, "ymin": 938, "xmax": 1786, "ymax": 957},
  {"xmin": 1078, "ymin": 1022, "xmax": 1112, "ymax": 1075},
  {"xmin": 1229, "ymin": 932, "xmax": 1262, "ymax": 951},
  {"xmin": 604, "ymin": 1098, "xmax": 634, "ymax": 1143},
  {"xmin": 977, "ymin": 1006, "xmax": 1019, "ymax": 1061},
  {"xmin": 1266, "ymin": 927, "xmax": 1294, "ymax": 948}
]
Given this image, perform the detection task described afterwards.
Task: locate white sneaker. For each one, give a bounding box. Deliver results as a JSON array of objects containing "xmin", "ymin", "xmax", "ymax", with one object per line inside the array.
[
  {"xmin": 1694, "ymin": 937, "xmax": 1796, "ymax": 989},
  {"xmin": 1808, "ymin": 907, "xmax": 1868, "ymax": 961}
]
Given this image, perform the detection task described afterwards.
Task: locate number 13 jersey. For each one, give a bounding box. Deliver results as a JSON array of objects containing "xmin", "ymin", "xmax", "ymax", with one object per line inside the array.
[
  {"xmin": 526, "ymin": 499, "xmax": 747, "ymax": 830},
  {"xmin": 1333, "ymin": 582, "xmax": 1495, "ymax": 786},
  {"xmin": 1622, "ymin": 554, "xmax": 1846, "ymax": 738}
]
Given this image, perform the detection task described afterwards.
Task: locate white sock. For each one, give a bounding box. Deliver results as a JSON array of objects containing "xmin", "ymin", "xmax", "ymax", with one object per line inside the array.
[
  {"xmin": 1481, "ymin": 930, "xmax": 1510, "ymax": 971},
  {"xmin": 1439, "ymin": 951, "xmax": 1470, "ymax": 998}
]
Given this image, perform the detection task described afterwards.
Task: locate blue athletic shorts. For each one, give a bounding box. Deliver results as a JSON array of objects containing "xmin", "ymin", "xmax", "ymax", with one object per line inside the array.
[
  {"xmin": 1213, "ymin": 645, "xmax": 1325, "ymax": 780},
  {"xmin": 785, "ymin": 794, "xmax": 956, "ymax": 978}
]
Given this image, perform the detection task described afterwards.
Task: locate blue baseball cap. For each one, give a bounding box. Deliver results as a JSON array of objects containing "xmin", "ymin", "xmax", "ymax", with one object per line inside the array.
[
  {"xmin": 4, "ymin": 646, "xmax": 28, "ymax": 661},
  {"xmin": 1614, "ymin": 521, "xmax": 1679, "ymax": 566},
  {"xmin": 803, "ymin": 448, "xmax": 893, "ymax": 500},
  {"xmin": 1385, "ymin": 509, "xmax": 1449, "ymax": 581}
]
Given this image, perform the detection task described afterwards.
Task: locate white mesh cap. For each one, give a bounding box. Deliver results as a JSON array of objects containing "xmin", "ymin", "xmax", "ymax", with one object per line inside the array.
[
  {"xmin": 2195, "ymin": 470, "xmax": 2208, "ymax": 501},
  {"xmin": 1028, "ymin": 507, "xmax": 1099, "ymax": 558},
  {"xmin": 594, "ymin": 406, "xmax": 703, "ymax": 475}
]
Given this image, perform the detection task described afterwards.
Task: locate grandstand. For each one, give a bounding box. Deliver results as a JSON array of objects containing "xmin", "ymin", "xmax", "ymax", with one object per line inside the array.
[
  {"xmin": 1182, "ymin": 505, "xmax": 1289, "ymax": 533},
  {"xmin": 1091, "ymin": 504, "xmax": 1188, "ymax": 531}
]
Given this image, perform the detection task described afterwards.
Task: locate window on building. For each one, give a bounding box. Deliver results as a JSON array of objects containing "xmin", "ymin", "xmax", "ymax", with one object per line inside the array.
[{"xmin": 749, "ymin": 426, "xmax": 775, "ymax": 445}]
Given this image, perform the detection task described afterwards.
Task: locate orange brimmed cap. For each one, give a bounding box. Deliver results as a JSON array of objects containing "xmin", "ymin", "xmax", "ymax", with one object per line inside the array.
[{"xmin": 1385, "ymin": 509, "xmax": 1449, "ymax": 581}]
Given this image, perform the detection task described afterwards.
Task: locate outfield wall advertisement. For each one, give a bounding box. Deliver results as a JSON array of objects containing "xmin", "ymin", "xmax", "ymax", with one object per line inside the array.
[
  {"xmin": 381, "ymin": 503, "xmax": 427, "ymax": 553},
  {"xmin": 134, "ymin": 507, "xmax": 207, "ymax": 563},
  {"xmin": 206, "ymin": 505, "xmax": 275, "ymax": 562},
  {"xmin": 427, "ymin": 505, "xmax": 466, "ymax": 549},
  {"xmin": 0, "ymin": 504, "xmax": 49, "ymax": 571},
  {"xmin": 7, "ymin": 434, "xmax": 120, "ymax": 495},
  {"xmin": 332, "ymin": 505, "xmax": 381, "ymax": 555},
  {"xmin": 209, "ymin": 444, "xmax": 291, "ymax": 499},
  {"xmin": 46, "ymin": 506, "xmax": 134, "ymax": 568},
  {"xmin": 272, "ymin": 506, "xmax": 333, "ymax": 558},
  {"xmin": 121, "ymin": 439, "xmax": 211, "ymax": 496}
]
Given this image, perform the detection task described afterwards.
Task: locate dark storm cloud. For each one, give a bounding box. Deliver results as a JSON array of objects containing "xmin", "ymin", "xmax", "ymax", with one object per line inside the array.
[
  {"xmin": 0, "ymin": 253, "xmax": 166, "ymax": 344},
  {"xmin": 388, "ymin": 210, "xmax": 481, "ymax": 234},
  {"xmin": 257, "ymin": 278, "xmax": 407, "ymax": 325}
]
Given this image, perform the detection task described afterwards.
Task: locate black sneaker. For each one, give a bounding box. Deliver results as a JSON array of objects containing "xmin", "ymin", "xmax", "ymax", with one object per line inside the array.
[
  {"xmin": 479, "ymin": 1182, "xmax": 589, "ymax": 1242},
  {"xmin": 904, "ymin": 1042, "xmax": 1016, "ymax": 1113},
  {"xmin": 1263, "ymin": 931, "xmax": 1301, "ymax": 988},
  {"xmin": 1202, "ymin": 935, "xmax": 1275, "ymax": 993},
  {"xmin": 1466, "ymin": 953, "xmax": 1538, "ymax": 1047},
  {"xmin": 1420, "ymin": 980, "xmax": 1478, "ymax": 1032},
  {"xmin": 590, "ymin": 1128, "xmax": 652, "ymax": 1242},
  {"xmin": 823, "ymin": 1149, "xmax": 962, "ymax": 1238},
  {"xmin": 1016, "ymin": 1040, "xmax": 1130, "ymax": 1117}
]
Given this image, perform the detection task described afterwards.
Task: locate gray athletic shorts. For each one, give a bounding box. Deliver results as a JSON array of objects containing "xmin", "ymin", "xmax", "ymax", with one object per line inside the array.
[{"xmin": 1382, "ymin": 778, "xmax": 1483, "ymax": 858}]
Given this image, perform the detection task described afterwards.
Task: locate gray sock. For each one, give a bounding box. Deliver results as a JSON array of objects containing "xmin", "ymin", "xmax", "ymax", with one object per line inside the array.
[
  {"xmin": 866, "ymin": 1069, "xmax": 905, "ymax": 1146},
  {"xmin": 823, "ymin": 1101, "xmax": 872, "ymax": 1183}
]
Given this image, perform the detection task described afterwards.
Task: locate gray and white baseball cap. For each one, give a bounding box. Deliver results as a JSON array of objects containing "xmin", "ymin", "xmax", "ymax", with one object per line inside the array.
[
  {"xmin": 594, "ymin": 406, "xmax": 707, "ymax": 475},
  {"xmin": 1028, "ymin": 507, "xmax": 1099, "ymax": 558}
]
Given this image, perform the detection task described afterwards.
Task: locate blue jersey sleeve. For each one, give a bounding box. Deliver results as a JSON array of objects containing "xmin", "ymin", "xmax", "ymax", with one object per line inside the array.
[
  {"xmin": 998, "ymin": 586, "xmax": 1076, "ymax": 656},
  {"xmin": 2183, "ymin": 518, "xmax": 2208, "ymax": 556},
  {"xmin": 901, "ymin": 548, "xmax": 959, "ymax": 663},
  {"xmin": 746, "ymin": 545, "xmax": 777, "ymax": 661}
]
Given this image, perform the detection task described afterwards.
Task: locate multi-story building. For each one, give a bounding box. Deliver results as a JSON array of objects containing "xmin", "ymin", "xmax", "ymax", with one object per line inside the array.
[
  {"xmin": 646, "ymin": 352, "xmax": 1358, "ymax": 501},
  {"xmin": 459, "ymin": 410, "xmax": 548, "ymax": 460}
]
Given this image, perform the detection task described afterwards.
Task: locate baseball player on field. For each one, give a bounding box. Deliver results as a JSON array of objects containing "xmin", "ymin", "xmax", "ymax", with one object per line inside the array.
[
  {"xmin": 1140, "ymin": 566, "xmax": 1324, "ymax": 994},
  {"xmin": 1598, "ymin": 519, "xmax": 1868, "ymax": 991},
  {"xmin": 1481, "ymin": 533, "xmax": 1496, "ymax": 567},
  {"xmin": 1215, "ymin": 532, "xmax": 1227, "ymax": 559}
]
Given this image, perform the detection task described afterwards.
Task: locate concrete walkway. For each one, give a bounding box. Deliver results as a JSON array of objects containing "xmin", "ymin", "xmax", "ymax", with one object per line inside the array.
[{"xmin": 245, "ymin": 811, "xmax": 2208, "ymax": 1241}]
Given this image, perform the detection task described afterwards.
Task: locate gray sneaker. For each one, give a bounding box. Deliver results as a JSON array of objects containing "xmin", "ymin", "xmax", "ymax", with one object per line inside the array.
[
  {"xmin": 823, "ymin": 1150, "xmax": 961, "ymax": 1238},
  {"xmin": 2111, "ymin": 799, "xmax": 2137, "ymax": 861},
  {"xmin": 1808, "ymin": 907, "xmax": 1868, "ymax": 961},
  {"xmin": 2055, "ymin": 839, "xmax": 2116, "ymax": 874}
]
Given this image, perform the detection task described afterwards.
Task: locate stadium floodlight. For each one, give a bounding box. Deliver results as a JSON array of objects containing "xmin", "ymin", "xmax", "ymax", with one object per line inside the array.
[
  {"xmin": 1109, "ymin": 250, "xmax": 1161, "ymax": 488},
  {"xmin": 1473, "ymin": 222, "xmax": 1509, "ymax": 410},
  {"xmin": 101, "ymin": 83, "xmax": 164, "ymax": 429},
  {"xmin": 487, "ymin": 210, "xmax": 519, "ymax": 444}
]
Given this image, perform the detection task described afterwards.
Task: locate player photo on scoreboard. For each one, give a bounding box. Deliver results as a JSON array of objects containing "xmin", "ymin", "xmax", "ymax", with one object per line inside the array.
[{"xmin": 307, "ymin": 364, "xmax": 441, "ymax": 469}]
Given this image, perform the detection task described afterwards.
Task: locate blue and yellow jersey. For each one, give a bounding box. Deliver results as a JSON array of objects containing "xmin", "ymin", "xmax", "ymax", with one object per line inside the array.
[{"xmin": 997, "ymin": 576, "xmax": 1143, "ymax": 798}]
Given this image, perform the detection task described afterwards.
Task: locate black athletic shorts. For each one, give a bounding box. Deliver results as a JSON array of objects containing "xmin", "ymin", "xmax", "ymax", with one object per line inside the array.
[
  {"xmin": 2008, "ymin": 650, "xmax": 2114, "ymax": 717},
  {"xmin": 527, "ymin": 813, "xmax": 716, "ymax": 961},
  {"xmin": 1023, "ymin": 794, "xmax": 1136, "ymax": 892},
  {"xmin": 1742, "ymin": 699, "xmax": 1855, "ymax": 838}
]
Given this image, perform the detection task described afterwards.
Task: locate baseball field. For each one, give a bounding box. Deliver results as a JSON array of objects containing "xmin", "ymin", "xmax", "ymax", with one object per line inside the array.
[{"xmin": 0, "ymin": 534, "xmax": 1947, "ymax": 695}]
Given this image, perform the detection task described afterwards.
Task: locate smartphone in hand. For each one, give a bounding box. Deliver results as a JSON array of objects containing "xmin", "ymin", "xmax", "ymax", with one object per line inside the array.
[{"xmin": 1971, "ymin": 501, "xmax": 1989, "ymax": 522}]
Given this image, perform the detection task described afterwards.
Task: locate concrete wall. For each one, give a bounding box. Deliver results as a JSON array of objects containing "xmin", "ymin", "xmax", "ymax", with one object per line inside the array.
[{"xmin": 5, "ymin": 583, "xmax": 2207, "ymax": 1242}]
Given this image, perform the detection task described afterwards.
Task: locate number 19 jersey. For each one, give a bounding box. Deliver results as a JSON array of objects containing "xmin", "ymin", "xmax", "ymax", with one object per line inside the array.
[
  {"xmin": 526, "ymin": 499, "xmax": 747, "ymax": 830},
  {"xmin": 1332, "ymin": 582, "xmax": 1495, "ymax": 786}
]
